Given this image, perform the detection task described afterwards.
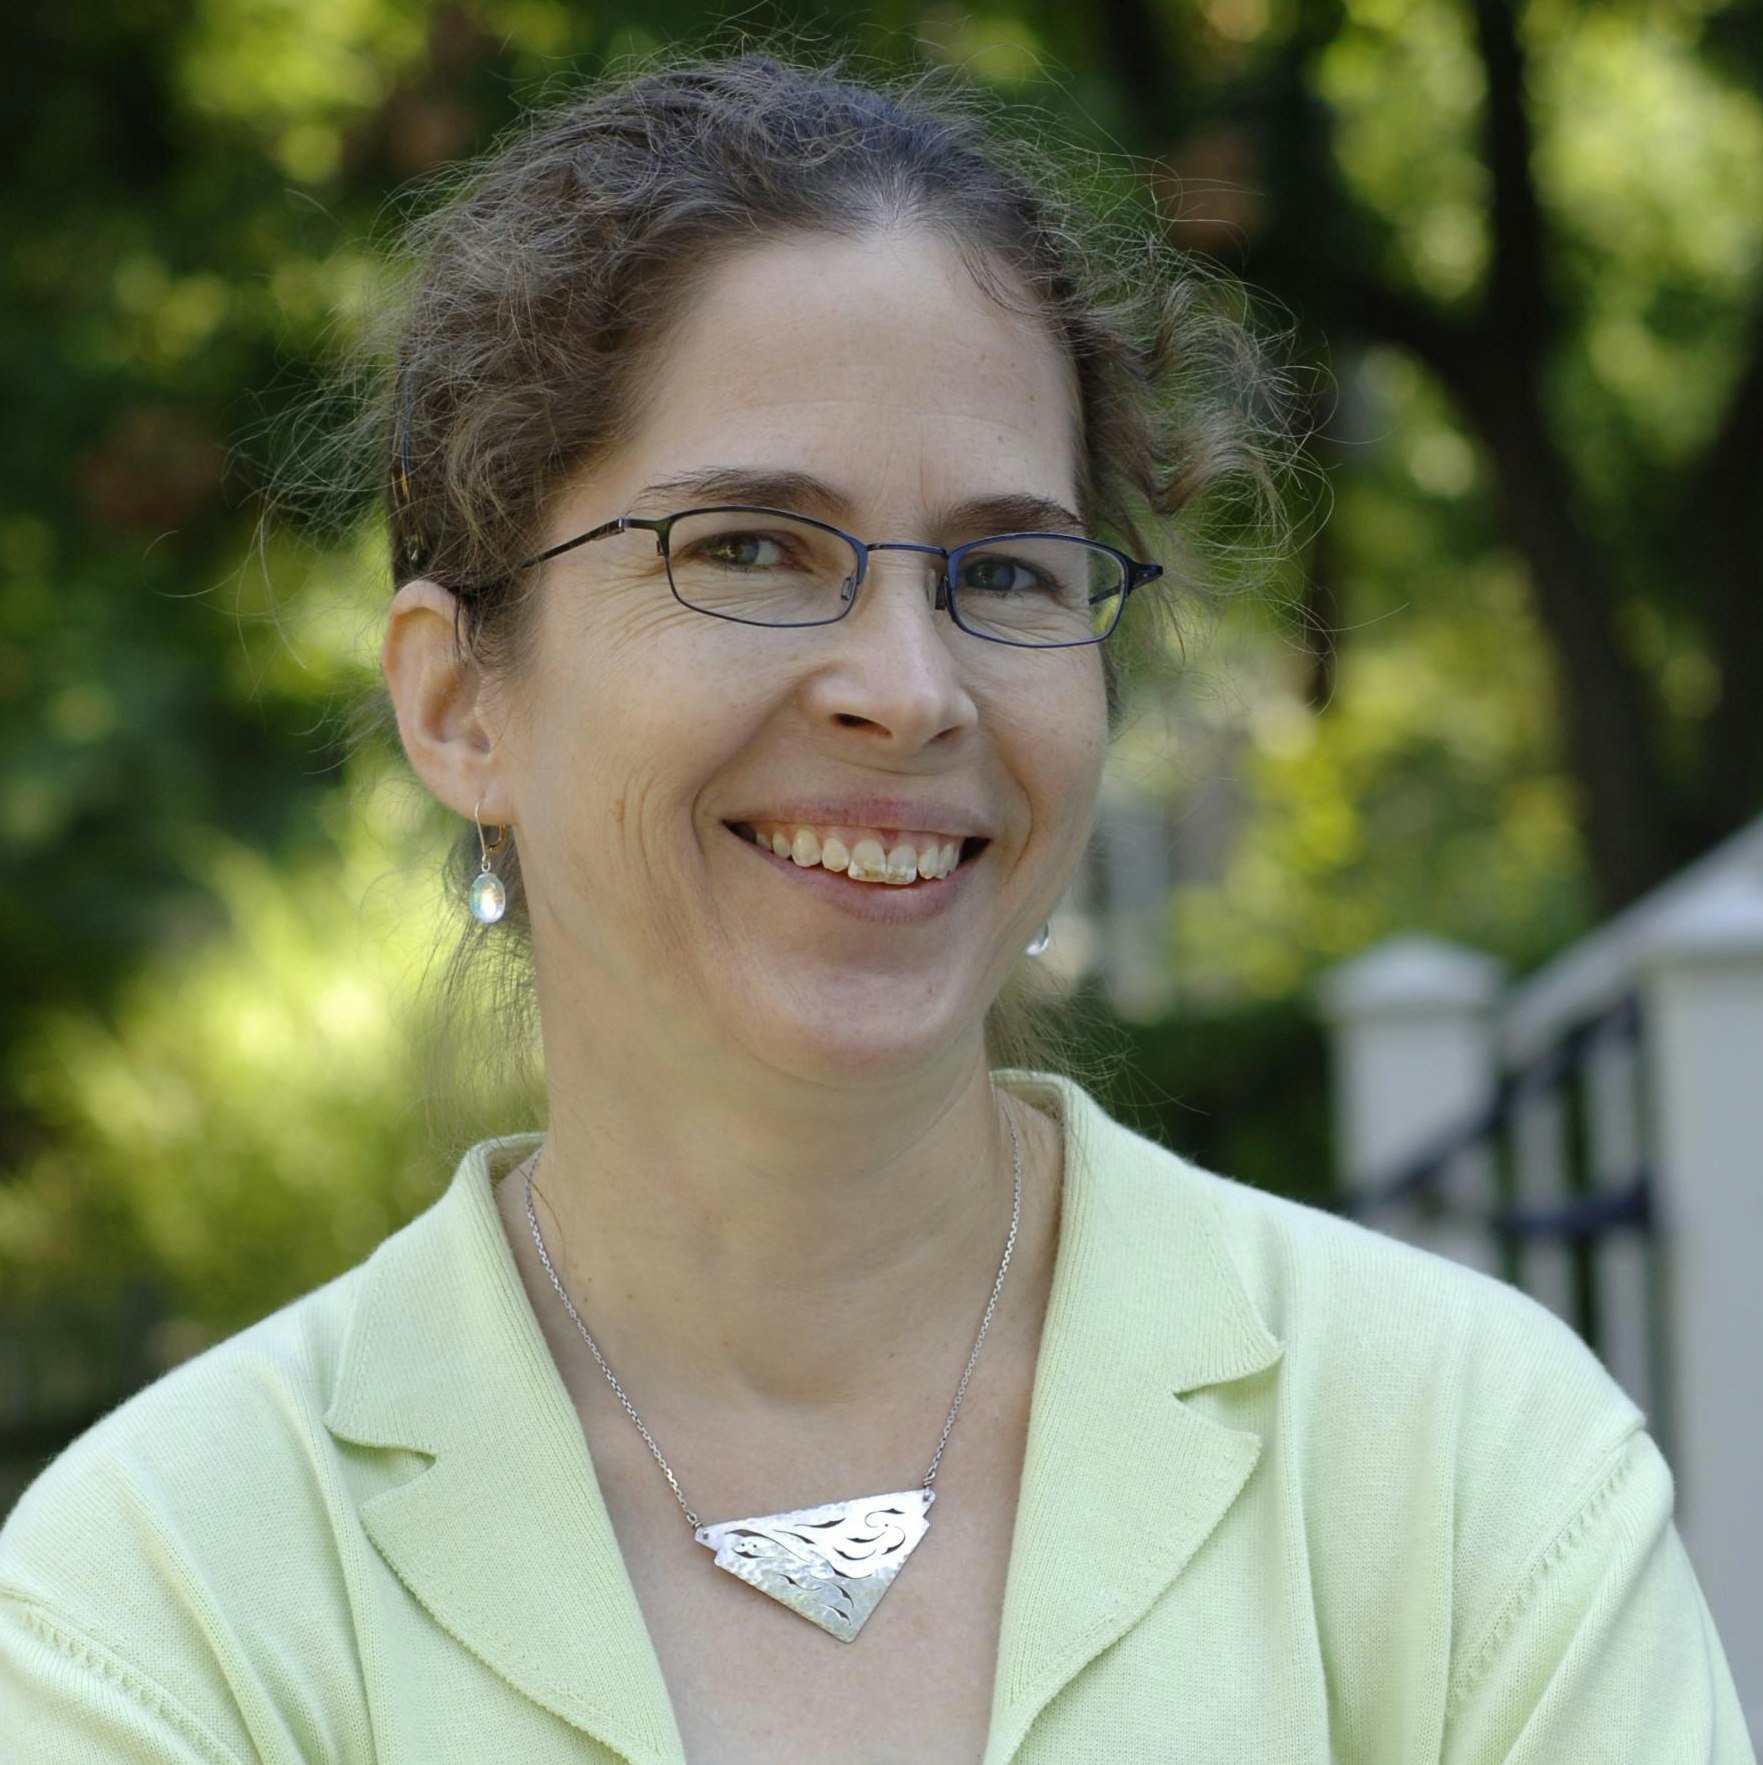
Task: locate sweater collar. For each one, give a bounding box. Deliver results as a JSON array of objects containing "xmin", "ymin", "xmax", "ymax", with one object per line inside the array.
[{"xmin": 325, "ymin": 1070, "xmax": 1285, "ymax": 1765}]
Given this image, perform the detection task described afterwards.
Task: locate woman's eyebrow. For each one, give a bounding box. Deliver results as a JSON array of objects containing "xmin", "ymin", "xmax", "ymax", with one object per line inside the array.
[
  {"xmin": 630, "ymin": 466, "xmax": 842, "ymax": 519},
  {"xmin": 943, "ymin": 492, "xmax": 1090, "ymax": 539},
  {"xmin": 629, "ymin": 467, "xmax": 1088, "ymax": 537}
]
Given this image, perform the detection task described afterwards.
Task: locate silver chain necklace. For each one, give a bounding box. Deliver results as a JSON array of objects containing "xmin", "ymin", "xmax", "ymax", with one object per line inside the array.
[{"xmin": 518, "ymin": 1095, "xmax": 1023, "ymax": 1644}]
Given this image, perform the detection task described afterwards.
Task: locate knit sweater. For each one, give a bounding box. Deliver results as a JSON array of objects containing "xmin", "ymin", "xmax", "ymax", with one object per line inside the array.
[{"xmin": 0, "ymin": 1069, "xmax": 1753, "ymax": 1762}]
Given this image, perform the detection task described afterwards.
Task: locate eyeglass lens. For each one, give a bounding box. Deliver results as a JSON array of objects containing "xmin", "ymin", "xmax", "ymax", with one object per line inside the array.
[{"xmin": 661, "ymin": 508, "xmax": 1127, "ymax": 645}]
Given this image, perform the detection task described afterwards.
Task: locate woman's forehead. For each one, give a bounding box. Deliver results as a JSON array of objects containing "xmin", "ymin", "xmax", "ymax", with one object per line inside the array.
[{"xmin": 601, "ymin": 229, "xmax": 1082, "ymax": 519}]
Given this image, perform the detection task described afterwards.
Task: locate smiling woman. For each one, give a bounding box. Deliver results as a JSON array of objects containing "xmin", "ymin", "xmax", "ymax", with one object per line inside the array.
[
  {"xmin": 369, "ymin": 55, "xmax": 1286, "ymax": 1107},
  {"xmin": 0, "ymin": 46, "xmax": 1752, "ymax": 1765}
]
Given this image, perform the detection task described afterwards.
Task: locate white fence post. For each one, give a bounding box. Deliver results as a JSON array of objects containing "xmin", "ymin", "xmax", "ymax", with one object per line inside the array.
[
  {"xmin": 1316, "ymin": 936, "xmax": 1508, "ymax": 1274},
  {"xmin": 1637, "ymin": 865, "xmax": 1763, "ymax": 1731}
]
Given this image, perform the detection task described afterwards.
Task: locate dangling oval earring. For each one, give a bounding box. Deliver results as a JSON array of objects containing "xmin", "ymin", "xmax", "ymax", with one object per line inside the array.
[
  {"xmin": 470, "ymin": 797, "xmax": 509, "ymax": 925},
  {"xmin": 1024, "ymin": 920, "xmax": 1051, "ymax": 958}
]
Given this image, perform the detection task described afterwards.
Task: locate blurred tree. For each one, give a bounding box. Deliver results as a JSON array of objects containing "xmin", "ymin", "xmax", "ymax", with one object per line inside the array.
[
  {"xmin": 0, "ymin": 751, "xmax": 500, "ymax": 1337},
  {"xmin": 1059, "ymin": 0, "xmax": 1763, "ymax": 912},
  {"xmin": 0, "ymin": 0, "xmax": 546, "ymax": 1170}
]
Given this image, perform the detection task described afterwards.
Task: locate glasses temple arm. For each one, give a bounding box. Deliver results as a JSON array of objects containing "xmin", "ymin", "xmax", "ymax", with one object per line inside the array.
[
  {"xmin": 1090, "ymin": 561, "xmax": 1163, "ymax": 605},
  {"xmin": 519, "ymin": 515, "xmax": 633, "ymax": 571}
]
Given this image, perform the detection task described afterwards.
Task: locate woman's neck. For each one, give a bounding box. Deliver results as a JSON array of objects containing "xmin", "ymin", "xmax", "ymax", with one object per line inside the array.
[{"xmin": 492, "ymin": 1067, "xmax": 1064, "ymax": 1432}]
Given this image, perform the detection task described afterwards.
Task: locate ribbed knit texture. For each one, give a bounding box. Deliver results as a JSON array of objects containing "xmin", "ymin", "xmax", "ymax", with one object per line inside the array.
[{"xmin": 0, "ymin": 1070, "xmax": 1752, "ymax": 1762}]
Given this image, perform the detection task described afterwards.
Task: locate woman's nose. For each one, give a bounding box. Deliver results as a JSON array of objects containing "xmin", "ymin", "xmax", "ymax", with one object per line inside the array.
[{"xmin": 808, "ymin": 551, "xmax": 977, "ymax": 742}]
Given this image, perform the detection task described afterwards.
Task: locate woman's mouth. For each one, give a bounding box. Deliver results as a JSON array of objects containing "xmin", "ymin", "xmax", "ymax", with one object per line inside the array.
[{"xmin": 725, "ymin": 821, "xmax": 989, "ymax": 888}]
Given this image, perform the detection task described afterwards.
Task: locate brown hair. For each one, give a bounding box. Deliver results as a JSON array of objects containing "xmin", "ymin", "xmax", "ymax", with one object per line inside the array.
[{"xmin": 334, "ymin": 47, "xmax": 1303, "ymax": 1153}]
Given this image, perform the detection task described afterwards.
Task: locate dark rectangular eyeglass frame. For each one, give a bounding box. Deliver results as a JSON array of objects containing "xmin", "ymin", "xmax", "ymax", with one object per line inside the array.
[{"xmin": 517, "ymin": 503, "xmax": 1165, "ymax": 649}]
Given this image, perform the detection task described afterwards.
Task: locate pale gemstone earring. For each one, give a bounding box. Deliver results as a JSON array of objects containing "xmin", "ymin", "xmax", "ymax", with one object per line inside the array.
[
  {"xmin": 1025, "ymin": 921, "xmax": 1051, "ymax": 957},
  {"xmin": 470, "ymin": 797, "xmax": 509, "ymax": 925}
]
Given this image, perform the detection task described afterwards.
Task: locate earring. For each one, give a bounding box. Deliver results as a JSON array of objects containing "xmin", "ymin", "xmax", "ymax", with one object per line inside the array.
[
  {"xmin": 1024, "ymin": 921, "xmax": 1051, "ymax": 957},
  {"xmin": 470, "ymin": 797, "xmax": 509, "ymax": 925}
]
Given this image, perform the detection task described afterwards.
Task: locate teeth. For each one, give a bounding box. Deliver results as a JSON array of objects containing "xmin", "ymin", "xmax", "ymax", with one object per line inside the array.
[
  {"xmin": 884, "ymin": 842, "xmax": 918, "ymax": 884},
  {"xmin": 847, "ymin": 838, "xmax": 888, "ymax": 882},
  {"xmin": 740, "ymin": 823, "xmax": 972, "ymax": 886}
]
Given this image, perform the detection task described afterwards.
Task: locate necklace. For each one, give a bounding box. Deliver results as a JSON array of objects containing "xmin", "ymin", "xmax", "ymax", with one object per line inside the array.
[{"xmin": 518, "ymin": 1093, "xmax": 1024, "ymax": 1643}]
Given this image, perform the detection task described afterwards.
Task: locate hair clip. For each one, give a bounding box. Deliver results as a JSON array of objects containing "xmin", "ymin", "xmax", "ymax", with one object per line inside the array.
[{"xmin": 395, "ymin": 377, "xmax": 416, "ymax": 508}]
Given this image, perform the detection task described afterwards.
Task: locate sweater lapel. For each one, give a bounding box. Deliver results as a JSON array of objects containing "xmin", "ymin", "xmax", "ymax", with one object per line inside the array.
[
  {"xmin": 324, "ymin": 1128, "xmax": 689, "ymax": 1765},
  {"xmin": 980, "ymin": 1072, "xmax": 1285, "ymax": 1765},
  {"xmin": 323, "ymin": 1073, "xmax": 1285, "ymax": 1765}
]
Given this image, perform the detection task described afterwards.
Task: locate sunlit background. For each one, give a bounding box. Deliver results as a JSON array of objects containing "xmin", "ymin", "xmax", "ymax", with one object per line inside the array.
[{"xmin": 4, "ymin": 17, "xmax": 1760, "ymax": 1704}]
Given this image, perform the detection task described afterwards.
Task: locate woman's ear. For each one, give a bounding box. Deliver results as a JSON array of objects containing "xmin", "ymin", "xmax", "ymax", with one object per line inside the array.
[{"xmin": 380, "ymin": 580, "xmax": 512, "ymax": 823}]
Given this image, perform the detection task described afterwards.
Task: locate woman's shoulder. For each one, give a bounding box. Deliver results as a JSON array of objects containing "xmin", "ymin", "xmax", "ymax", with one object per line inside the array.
[
  {"xmin": 1048, "ymin": 1071, "xmax": 1646, "ymax": 1471},
  {"xmin": 1132, "ymin": 1128, "xmax": 1657, "ymax": 1652},
  {"xmin": 1074, "ymin": 1086, "xmax": 1630, "ymax": 1391},
  {"xmin": 1167, "ymin": 1138, "xmax": 1646, "ymax": 1446},
  {"xmin": 1070, "ymin": 1108, "xmax": 1745, "ymax": 1754},
  {"xmin": 0, "ymin": 1253, "xmax": 395, "ymax": 1760},
  {"xmin": 0, "ymin": 1135, "xmax": 557, "ymax": 1756},
  {"xmin": 8, "ymin": 1254, "xmax": 361, "ymax": 1514},
  {"xmin": 0, "ymin": 1132, "xmax": 514, "ymax": 1574}
]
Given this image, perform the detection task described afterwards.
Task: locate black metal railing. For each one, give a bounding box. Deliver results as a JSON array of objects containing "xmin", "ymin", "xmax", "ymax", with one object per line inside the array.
[{"xmin": 1332, "ymin": 991, "xmax": 1672, "ymax": 1461}]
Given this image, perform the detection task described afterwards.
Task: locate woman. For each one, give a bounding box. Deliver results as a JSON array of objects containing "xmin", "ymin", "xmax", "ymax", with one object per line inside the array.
[{"xmin": 0, "ymin": 50, "xmax": 1752, "ymax": 1765}]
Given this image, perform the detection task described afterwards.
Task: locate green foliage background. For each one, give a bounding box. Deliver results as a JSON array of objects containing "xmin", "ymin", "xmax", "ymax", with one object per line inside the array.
[{"xmin": 1, "ymin": 0, "xmax": 1758, "ymax": 1476}]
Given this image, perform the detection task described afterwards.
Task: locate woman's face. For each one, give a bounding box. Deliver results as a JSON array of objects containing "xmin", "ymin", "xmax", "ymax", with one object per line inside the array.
[{"xmin": 491, "ymin": 227, "xmax": 1107, "ymax": 1086}]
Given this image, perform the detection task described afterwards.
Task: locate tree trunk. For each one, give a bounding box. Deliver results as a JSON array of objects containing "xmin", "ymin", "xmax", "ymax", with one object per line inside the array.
[{"xmin": 1092, "ymin": 0, "xmax": 1695, "ymax": 912}]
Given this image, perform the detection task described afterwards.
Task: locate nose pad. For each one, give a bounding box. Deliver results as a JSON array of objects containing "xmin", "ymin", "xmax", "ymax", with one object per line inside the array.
[{"xmin": 858, "ymin": 550, "xmax": 952, "ymax": 618}]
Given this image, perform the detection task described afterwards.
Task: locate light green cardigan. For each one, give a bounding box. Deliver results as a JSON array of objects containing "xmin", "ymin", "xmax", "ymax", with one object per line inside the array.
[{"xmin": 0, "ymin": 1071, "xmax": 1753, "ymax": 1763}]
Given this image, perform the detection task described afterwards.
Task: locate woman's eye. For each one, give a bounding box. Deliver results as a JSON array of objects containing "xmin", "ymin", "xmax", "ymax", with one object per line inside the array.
[
  {"xmin": 701, "ymin": 532, "xmax": 783, "ymax": 569},
  {"xmin": 958, "ymin": 553, "xmax": 1042, "ymax": 595}
]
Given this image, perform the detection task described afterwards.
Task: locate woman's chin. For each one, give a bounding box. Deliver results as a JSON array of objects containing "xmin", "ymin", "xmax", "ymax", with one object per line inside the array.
[{"xmin": 741, "ymin": 995, "xmax": 975, "ymax": 1081}]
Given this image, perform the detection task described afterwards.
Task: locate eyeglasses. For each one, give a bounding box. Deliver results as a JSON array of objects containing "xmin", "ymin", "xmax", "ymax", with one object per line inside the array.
[{"xmin": 517, "ymin": 504, "xmax": 1163, "ymax": 649}]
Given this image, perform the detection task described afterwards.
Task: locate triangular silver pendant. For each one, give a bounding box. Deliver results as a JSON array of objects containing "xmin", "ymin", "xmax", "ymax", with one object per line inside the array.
[{"xmin": 693, "ymin": 1486, "xmax": 936, "ymax": 1642}]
